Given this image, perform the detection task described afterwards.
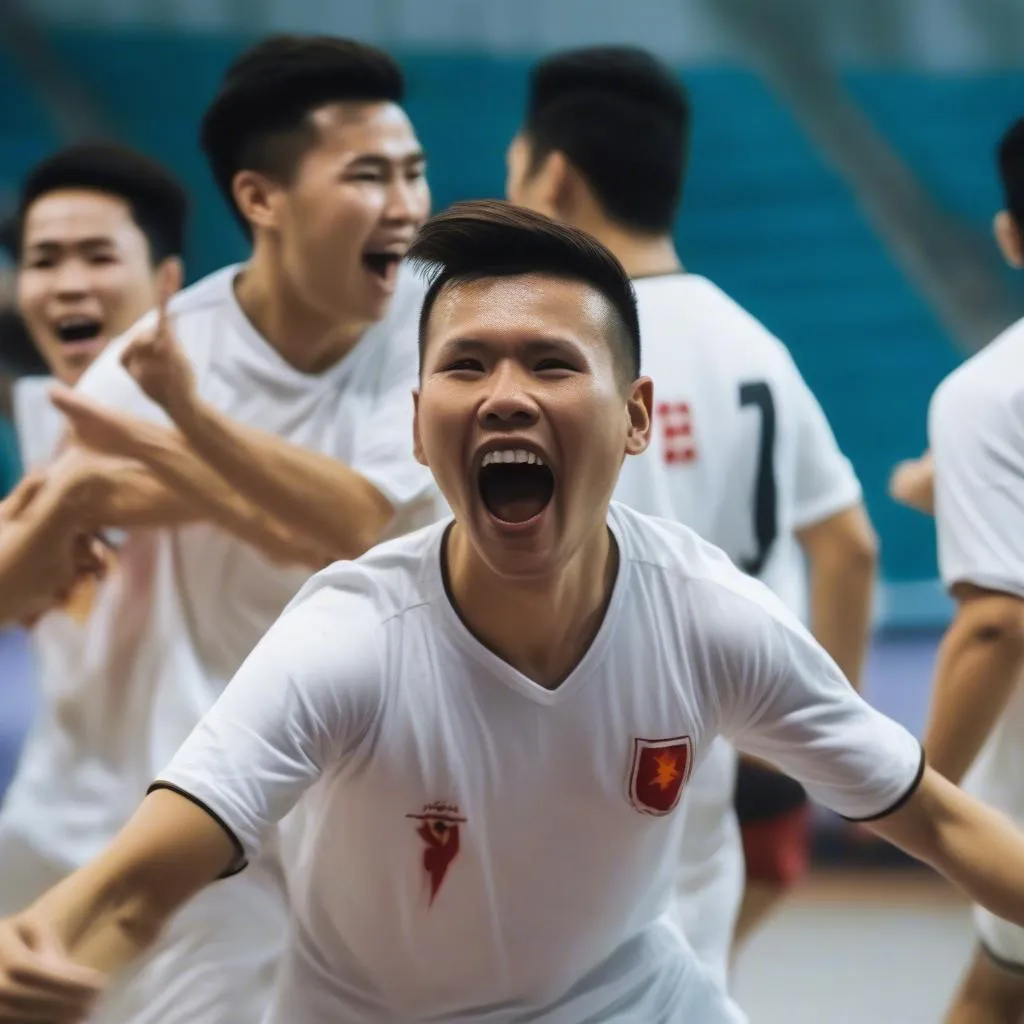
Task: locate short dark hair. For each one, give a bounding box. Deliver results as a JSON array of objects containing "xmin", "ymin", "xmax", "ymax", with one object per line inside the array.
[
  {"xmin": 524, "ymin": 46, "xmax": 689, "ymax": 235},
  {"xmin": 998, "ymin": 117, "xmax": 1024, "ymax": 230},
  {"xmin": 200, "ymin": 34, "xmax": 405, "ymax": 232},
  {"xmin": 16, "ymin": 142, "xmax": 188, "ymax": 263},
  {"xmin": 408, "ymin": 199, "xmax": 641, "ymax": 382}
]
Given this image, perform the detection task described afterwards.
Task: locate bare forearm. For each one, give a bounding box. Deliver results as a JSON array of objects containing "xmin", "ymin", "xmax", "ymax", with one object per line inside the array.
[
  {"xmin": 925, "ymin": 623, "xmax": 1024, "ymax": 783},
  {"xmin": 175, "ymin": 400, "xmax": 393, "ymax": 559},
  {"xmin": 131, "ymin": 428, "xmax": 329, "ymax": 567},
  {"xmin": 878, "ymin": 770, "xmax": 1024, "ymax": 927}
]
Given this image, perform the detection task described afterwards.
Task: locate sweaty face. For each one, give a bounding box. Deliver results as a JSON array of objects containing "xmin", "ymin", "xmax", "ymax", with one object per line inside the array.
[
  {"xmin": 18, "ymin": 190, "xmax": 161, "ymax": 384},
  {"xmin": 274, "ymin": 101, "xmax": 430, "ymax": 328},
  {"xmin": 415, "ymin": 274, "xmax": 651, "ymax": 581}
]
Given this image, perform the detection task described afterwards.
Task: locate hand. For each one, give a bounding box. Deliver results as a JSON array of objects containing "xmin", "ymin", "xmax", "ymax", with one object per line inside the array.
[
  {"xmin": 120, "ymin": 270, "xmax": 196, "ymax": 422},
  {"xmin": 0, "ymin": 916, "xmax": 104, "ymax": 1022}
]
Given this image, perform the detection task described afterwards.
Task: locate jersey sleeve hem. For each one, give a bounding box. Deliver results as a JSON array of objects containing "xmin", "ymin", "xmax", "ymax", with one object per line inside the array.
[
  {"xmin": 147, "ymin": 781, "xmax": 249, "ymax": 879},
  {"xmin": 839, "ymin": 744, "xmax": 926, "ymax": 823},
  {"xmin": 791, "ymin": 481, "xmax": 863, "ymax": 532},
  {"xmin": 940, "ymin": 571, "xmax": 1024, "ymax": 601}
]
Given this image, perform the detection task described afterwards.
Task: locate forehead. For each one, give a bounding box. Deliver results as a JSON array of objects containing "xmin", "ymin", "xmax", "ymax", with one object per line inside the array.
[
  {"xmin": 305, "ymin": 100, "xmax": 422, "ymax": 162},
  {"xmin": 22, "ymin": 189, "xmax": 139, "ymax": 247},
  {"xmin": 425, "ymin": 273, "xmax": 617, "ymax": 357}
]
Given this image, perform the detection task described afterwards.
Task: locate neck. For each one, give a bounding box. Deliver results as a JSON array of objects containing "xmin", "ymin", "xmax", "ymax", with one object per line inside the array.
[
  {"xmin": 444, "ymin": 524, "xmax": 618, "ymax": 688},
  {"xmin": 233, "ymin": 244, "xmax": 370, "ymax": 375},
  {"xmin": 574, "ymin": 217, "xmax": 683, "ymax": 280}
]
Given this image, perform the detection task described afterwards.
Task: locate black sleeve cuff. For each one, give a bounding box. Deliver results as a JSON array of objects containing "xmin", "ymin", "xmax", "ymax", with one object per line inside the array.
[
  {"xmin": 147, "ymin": 781, "xmax": 248, "ymax": 879},
  {"xmin": 840, "ymin": 744, "xmax": 927, "ymax": 823}
]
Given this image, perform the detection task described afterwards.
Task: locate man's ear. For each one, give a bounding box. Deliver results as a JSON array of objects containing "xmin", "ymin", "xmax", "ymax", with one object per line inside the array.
[
  {"xmin": 995, "ymin": 210, "xmax": 1024, "ymax": 268},
  {"xmin": 232, "ymin": 170, "xmax": 283, "ymax": 233},
  {"xmin": 412, "ymin": 389, "xmax": 427, "ymax": 466},
  {"xmin": 624, "ymin": 377, "xmax": 653, "ymax": 458}
]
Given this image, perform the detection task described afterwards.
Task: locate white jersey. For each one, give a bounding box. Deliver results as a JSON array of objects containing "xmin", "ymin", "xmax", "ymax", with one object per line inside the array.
[
  {"xmin": 613, "ymin": 273, "xmax": 862, "ymax": 977},
  {"xmin": 158, "ymin": 505, "xmax": 922, "ymax": 1024},
  {"xmin": 1, "ymin": 261, "xmax": 439, "ymax": 866},
  {"xmin": 930, "ymin": 315, "xmax": 1024, "ymax": 964},
  {"xmin": 12, "ymin": 376, "xmax": 63, "ymax": 472}
]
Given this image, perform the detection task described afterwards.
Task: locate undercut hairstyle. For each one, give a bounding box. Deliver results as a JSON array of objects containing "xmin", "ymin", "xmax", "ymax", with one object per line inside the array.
[
  {"xmin": 408, "ymin": 200, "xmax": 641, "ymax": 382},
  {"xmin": 16, "ymin": 143, "xmax": 188, "ymax": 263},
  {"xmin": 524, "ymin": 46, "xmax": 689, "ymax": 235},
  {"xmin": 200, "ymin": 34, "xmax": 405, "ymax": 231},
  {"xmin": 998, "ymin": 117, "xmax": 1024, "ymax": 230}
]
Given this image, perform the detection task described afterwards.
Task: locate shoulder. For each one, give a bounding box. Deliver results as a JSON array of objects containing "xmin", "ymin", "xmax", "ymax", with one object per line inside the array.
[
  {"xmin": 285, "ymin": 519, "xmax": 449, "ymax": 630},
  {"xmin": 930, "ymin": 322, "xmax": 1024, "ymax": 444},
  {"xmin": 611, "ymin": 502, "xmax": 801, "ymax": 641}
]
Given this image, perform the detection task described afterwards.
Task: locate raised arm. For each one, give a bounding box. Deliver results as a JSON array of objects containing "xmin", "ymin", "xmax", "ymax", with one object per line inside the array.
[
  {"xmin": 115, "ymin": 286, "xmax": 426, "ymax": 560},
  {"xmin": 49, "ymin": 389, "xmax": 330, "ymax": 567}
]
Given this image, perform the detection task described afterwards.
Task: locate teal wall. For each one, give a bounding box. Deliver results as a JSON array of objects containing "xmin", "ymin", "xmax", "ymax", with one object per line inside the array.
[{"xmin": 3, "ymin": 29, "xmax": 1022, "ymax": 606}]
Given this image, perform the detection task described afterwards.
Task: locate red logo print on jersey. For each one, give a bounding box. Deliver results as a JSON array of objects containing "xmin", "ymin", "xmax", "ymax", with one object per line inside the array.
[
  {"xmin": 628, "ymin": 736, "xmax": 693, "ymax": 815},
  {"xmin": 406, "ymin": 802, "xmax": 467, "ymax": 905},
  {"xmin": 657, "ymin": 401, "xmax": 698, "ymax": 464}
]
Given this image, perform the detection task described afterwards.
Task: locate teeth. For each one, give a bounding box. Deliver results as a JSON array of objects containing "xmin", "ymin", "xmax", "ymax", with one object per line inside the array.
[{"xmin": 481, "ymin": 449, "xmax": 544, "ymax": 468}]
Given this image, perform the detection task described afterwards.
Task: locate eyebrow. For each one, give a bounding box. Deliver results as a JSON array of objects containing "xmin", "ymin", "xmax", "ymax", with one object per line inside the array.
[
  {"xmin": 437, "ymin": 336, "xmax": 585, "ymax": 358},
  {"xmin": 348, "ymin": 150, "xmax": 427, "ymax": 170},
  {"xmin": 25, "ymin": 236, "xmax": 117, "ymax": 252}
]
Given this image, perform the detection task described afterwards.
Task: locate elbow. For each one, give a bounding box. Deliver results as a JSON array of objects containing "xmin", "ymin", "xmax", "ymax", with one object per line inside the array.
[{"xmin": 956, "ymin": 590, "xmax": 1024, "ymax": 658}]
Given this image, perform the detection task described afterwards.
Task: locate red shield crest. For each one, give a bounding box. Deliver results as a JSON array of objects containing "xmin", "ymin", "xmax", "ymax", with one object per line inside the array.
[{"xmin": 628, "ymin": 736, "xmax": 692, "ymax": 815}]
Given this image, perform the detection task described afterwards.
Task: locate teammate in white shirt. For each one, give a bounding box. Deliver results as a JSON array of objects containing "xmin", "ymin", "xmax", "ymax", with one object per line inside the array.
[
  {"xmin": 504, "ymin": 46, "xmax": 877, "ymax": 977},
  {"xmin": 5, "ymin": 200, "xmax": 1024, "ymax": 1024},
  {"xmin": 923, "ymin": 116, "xmax": 1024, "ymax": 1024},
  {"xmin": 0, "ymin": 145, "xmax": 187, "ymax": 625},
  {"xmin": 0, "ymin": 35, "xmax": 435, "ymax": 1024}
]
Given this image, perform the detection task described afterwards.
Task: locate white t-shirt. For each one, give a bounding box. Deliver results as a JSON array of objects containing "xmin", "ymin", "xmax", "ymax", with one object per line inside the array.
[
  {"xmin": 616, "ymin": 274, "xmax": 862, "ymax": 615},
  {"xmin": 930, "ymin": 315, "xmax": 1024, "ymax": 822},
  {"xmin": 157, "ymin": 504, "xmax": 922, "ymax": 1024},
  {"xmin": 0, "ymin": 263, "xmax": 440, "ymax": 866},
  {"xmin": 612, "ymin": 273, "xmax": 863, "ymax": 975}
]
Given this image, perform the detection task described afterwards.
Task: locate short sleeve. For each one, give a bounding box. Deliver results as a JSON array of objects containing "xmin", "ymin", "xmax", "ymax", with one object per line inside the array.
[
  {"xmin": 74, "ymin": 312, "xmax": 171, "ymax": 426},
  {"xmin": 700, "ymin": 579, "xmax": 923, "ymax": 821},
  {"xmin": 783, "ymin": 353, "xmax": 863, "ymax": 530},
  {"xmin": 151, "ymin": 579, "xmax": 385, "ymax": 870},
  {"xmin": 930, "ymin": 377, "xmax": 1024, "ymax": 598}
]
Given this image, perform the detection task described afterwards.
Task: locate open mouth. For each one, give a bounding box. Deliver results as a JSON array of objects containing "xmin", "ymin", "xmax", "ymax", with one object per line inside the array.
[
  {"xmin": 478, "ymin": 449, "xmax": 555, "ymax": 526},
  {"xmin": 362, "ymin": 252, "xmax": 402, "ymax": 281},
  {"xmin": 54, "ymin": 317, "xmax": 103, "ymax": 344}
]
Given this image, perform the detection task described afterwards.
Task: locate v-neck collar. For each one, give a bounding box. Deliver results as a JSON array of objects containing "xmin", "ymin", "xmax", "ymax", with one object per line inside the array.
[{"xmin": 431, "ymin": 513, "xmax": 631, "ymax": 706}]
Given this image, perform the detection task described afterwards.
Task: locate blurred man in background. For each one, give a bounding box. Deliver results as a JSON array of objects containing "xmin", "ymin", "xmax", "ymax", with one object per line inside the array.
[
  {"xmin": 506, "ymin": 46, "xmax": 878, "ymax": 983},
  {"xmin": 0, "ymin": 144, "xmax": 186, "ymax": 656},
  {"xmin": 0, "ymin": 33, "xmax": 437, "ymax": 1024},
  {"xmin": 923, "ymin": 116, "xmax": 1024, "ymax": 1024}
]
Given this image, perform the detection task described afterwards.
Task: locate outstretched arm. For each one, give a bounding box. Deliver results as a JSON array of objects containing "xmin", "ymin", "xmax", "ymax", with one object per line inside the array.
[
  {"xmin": 0, "ymin": 790, "xmax": 234, "ymax": 1022},
  {"xmin": 870, "ymin": 767, "xmax": 1024, "ymax": 927}
]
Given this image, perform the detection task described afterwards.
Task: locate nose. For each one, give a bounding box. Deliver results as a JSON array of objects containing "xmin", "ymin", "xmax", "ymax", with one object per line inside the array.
[
  {"xmin": 477, "ymin": 360, "xmax": 539, "ymax": 428},
  {"xmin": 383, "ymin": 175, "xmax": 428, "ymax": 225},
  {"xmin": 53, "ymin": 258, "xmax": 90, "ymax": 298}
]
